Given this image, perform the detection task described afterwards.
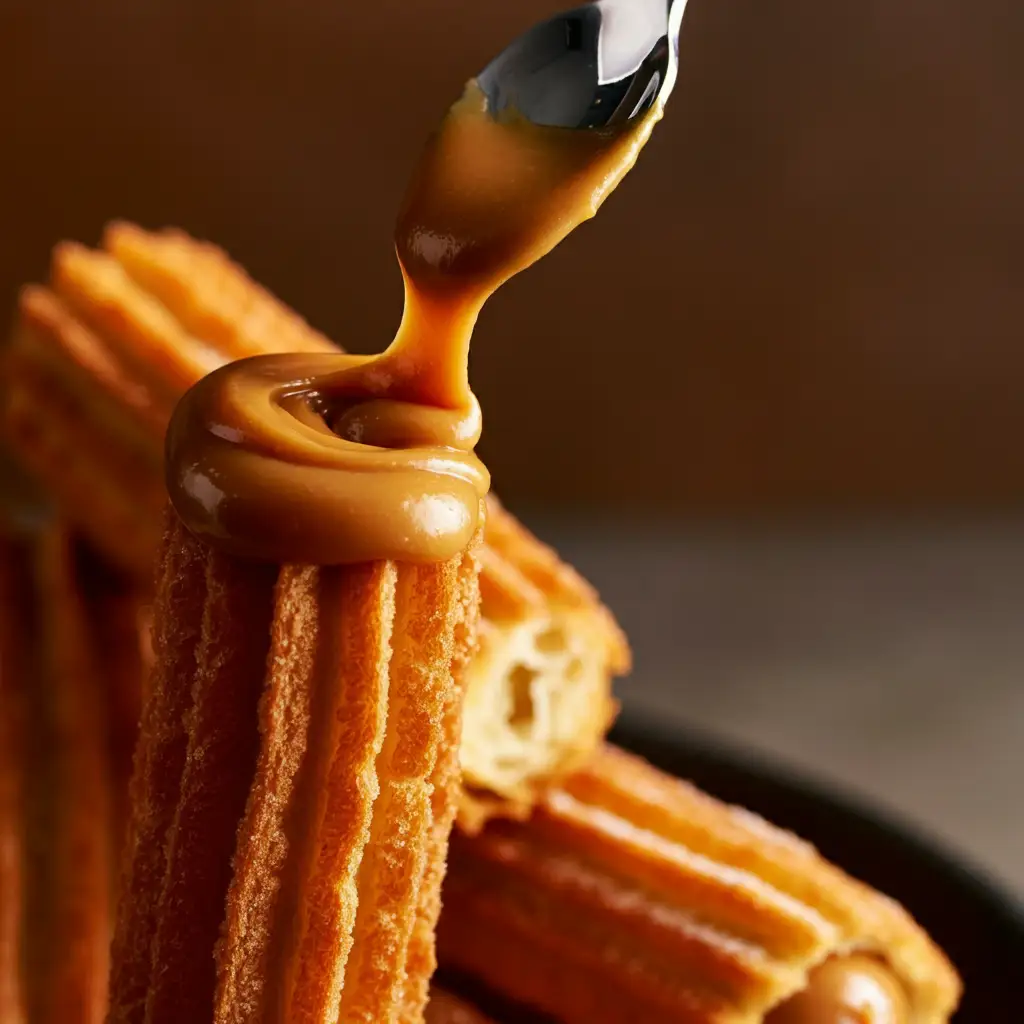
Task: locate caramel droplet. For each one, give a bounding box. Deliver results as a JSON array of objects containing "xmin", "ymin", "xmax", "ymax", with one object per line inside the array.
[{"xmin": 766, "ymin": 955, "xmax": 910, "ymax": 1024}]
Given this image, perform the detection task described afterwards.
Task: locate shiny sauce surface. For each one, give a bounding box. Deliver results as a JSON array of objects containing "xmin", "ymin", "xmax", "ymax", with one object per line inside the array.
[
  {"xmin": 168, "ymin": 83, "xmax": 662, "ymax": 564},
  {"xmin": 767, "ymin": 955, "xmax": 910, "ymax": 1024}
]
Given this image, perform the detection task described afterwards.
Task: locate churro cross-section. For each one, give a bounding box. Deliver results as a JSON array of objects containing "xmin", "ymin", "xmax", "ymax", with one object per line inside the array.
[
  {"xmin": 3, "ymin": 223, "xmax": 629, "ymax": 807},
  {"xmin": 439, "ymin": 745, "xmax": 962, "ymax": 1024},
  {"xmin": 461, "ymin": 497, "xmax": 629, "ymax": 823}
]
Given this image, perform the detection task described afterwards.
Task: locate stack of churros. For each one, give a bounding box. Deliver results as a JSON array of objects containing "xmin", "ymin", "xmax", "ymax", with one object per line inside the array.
[
  {"xmin": 0, "ymin": 228, "xmax": 961, "ymax": 1024},
  {"xmin": 2, "ymin": 224, "xmax": 628, "ymax": 809}
]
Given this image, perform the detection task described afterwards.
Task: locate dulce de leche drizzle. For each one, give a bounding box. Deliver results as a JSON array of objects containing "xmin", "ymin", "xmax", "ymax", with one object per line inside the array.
[{"xmin": 167, "ymin": 82, "xmax": 663, "ymax": 565}]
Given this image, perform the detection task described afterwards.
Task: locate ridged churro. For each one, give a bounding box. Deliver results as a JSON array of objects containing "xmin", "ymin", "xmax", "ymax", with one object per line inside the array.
[
  {"xmin": 440, "ymin": 745, "xmax": 961, "ymax": 1024},
  {"xmin": 108, "ymin": 515, "xmax": 482, "ymax": 1022},
  {"xmin": 0, "ymin": 524, "xmax": 146, "ymax": 1024},
  {"xmin": 0, "ymin": 531, "xmax": 30, "ymax": 1024},
  {"xmin": 1, "ymin": 526, "xmax": 504, "ymax": 1024}
]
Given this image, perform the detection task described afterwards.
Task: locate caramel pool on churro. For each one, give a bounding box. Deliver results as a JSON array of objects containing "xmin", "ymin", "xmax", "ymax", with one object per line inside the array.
[
  {"xmin": 2, "ymin": 222, "xmax": 628, "ymax": 813},
  {"xmin": 109, "ymin": 78, "xmax": 668, "ymax": 1024}
]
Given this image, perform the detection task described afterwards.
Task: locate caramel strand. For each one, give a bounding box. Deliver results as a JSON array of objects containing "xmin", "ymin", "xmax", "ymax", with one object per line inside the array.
[{"xmin": 167, "ymin": 82, "xmax": 661, "ymax": 566}]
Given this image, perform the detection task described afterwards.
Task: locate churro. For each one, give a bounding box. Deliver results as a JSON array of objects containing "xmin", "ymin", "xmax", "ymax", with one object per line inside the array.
[
  {"xmin": 108, "ymin": 515, "xmax": 481, "ymax": 1022},
  {"xmin": 0, "ymin": 531, "xmax": 30, "ymax": 1024},
  {"xmin": 440, "ymin": 746, "xmax": 961, "ymax": 1024},
  {"xmin": 0, "ymin": 524, "xmax": 142, "ymax": 1024}
]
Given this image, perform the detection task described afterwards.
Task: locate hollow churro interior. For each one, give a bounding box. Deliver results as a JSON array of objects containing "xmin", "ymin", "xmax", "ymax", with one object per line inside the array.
[
  {"xmin": 460, "ymin": 499, "xmax": 629, "ymax": 817},
  {"xmin": 462, "ymin": 608, "xmax": 616, "ymax": 810},
  {"xmin": 1, "ymin": 223, "xmax": 630, "ymax": 810}
]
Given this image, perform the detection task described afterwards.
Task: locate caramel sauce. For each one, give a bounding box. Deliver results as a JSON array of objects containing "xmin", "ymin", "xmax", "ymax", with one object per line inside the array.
[
  {"xmin": 167, "ymin": 83, "xmax": 662, "ymax": 565},
  {"xmin": 767, "ymin": 955, "xmax": 910, "ymax": 1024}
]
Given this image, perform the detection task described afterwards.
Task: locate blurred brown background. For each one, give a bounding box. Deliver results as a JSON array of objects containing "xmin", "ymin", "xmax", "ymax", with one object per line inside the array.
[{"xmin": 2, "ymin": 0, "xmax": 1022, "ymax": 513}]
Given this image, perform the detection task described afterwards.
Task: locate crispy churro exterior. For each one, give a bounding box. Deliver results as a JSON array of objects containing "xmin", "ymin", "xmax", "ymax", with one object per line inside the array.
[
  {"xmin": 0, "ymin": 533, "xmax": 30, "ymax": 1024},
  {"xmin": 462, "ymin": 498, "xmax": 627, "ymax": 819},
  {"xmin": 439, "ymin": 745, "xmax": 961, "ymax": 1024},
  {"xmin": 0, "ymin": 524, "xmax": 483, "ymax": 1024},
  {"xmin": 2, "ymin": 224, "xmax": 628, "ymax": 805},
  {"xmin": 32, "ymin": 529, "xmax": 113, "ymax": 1024},
  {"xmin": 108, "ymin": 514, "xmax": 482, "ymax": 1023},
  {"xmin": 0, "ymin": 525, "xmax": 147, "ymax": 1024}
]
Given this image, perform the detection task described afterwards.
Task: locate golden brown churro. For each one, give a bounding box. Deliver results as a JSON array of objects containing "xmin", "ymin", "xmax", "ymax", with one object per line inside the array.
[
  {"xmin": 0, "ymin": 532, "xmax": 30, "ymax": 1024},
  {"xmin": 440, "ymin": 745, "xmax": 961, "ymax": 1024},
  {"xmin": 0, "ymin": 524, "xmax": 144, "ymax": 1024},
  {"xmin": 107, "ymin": 512, "xmax": 481, "ymax": 1022}
]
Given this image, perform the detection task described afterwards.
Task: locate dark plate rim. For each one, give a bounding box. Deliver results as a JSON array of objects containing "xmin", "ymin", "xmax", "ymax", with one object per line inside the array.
[{"xmin": 611, "ymin": 708, "xmax": 1024, "ymax": 931}]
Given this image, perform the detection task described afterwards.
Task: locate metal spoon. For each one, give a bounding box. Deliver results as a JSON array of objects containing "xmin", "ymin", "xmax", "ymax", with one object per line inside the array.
[{"xmin": 476, "ymin": 0, "xmax": 689, "ymax": 129}]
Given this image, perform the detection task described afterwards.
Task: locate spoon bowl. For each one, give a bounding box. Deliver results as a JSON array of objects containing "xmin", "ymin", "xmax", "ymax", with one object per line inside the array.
[{"xmin": 477, "ymin": 0, "xmax": 689, "ymax": 129}]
